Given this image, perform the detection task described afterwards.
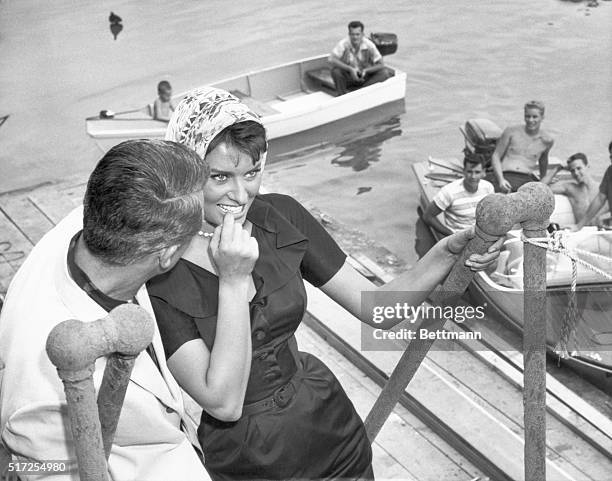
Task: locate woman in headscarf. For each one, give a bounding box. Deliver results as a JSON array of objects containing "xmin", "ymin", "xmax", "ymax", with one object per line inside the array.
[{"xmin": 148, "ymin": 86, "xmax": 502, "ymax": 480}]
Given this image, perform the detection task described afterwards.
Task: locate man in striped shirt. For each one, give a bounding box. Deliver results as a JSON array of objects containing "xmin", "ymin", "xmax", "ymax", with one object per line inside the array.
[{"xmin": 423, "ymin": 157, "xmax": 494, "ymax": 236}]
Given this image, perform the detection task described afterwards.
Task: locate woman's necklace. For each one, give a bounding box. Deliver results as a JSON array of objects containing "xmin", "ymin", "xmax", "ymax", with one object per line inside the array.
[{"xmin": 197, "ymin": 229, "xmax": 214, "ymax": 238}]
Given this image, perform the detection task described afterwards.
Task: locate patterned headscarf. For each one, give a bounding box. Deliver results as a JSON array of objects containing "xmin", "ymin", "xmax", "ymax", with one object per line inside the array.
[{"xmin": 165, "ymin": 86, "xmax": 264, "ymax": 160}]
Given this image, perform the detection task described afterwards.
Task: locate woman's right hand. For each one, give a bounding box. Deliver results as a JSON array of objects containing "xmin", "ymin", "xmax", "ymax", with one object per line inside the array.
[{"xmin": 210, "ymin": 213, "xmax": 258, "ymax": 281}]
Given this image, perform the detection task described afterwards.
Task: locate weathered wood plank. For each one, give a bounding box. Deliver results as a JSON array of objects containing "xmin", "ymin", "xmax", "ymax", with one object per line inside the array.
[
  {"xmin": 297, "ymin": 322, "xmax": 477, "ymax": 480},
  {"xmin": 453, "ymin": 319, "xmax": 612, "ymax": 460},
  {"xmin": 59, "ymin": 182, "xmax": 87, "ymax": 206},
  {"xmin": 0, "ymin": 194, "xmax": 55, "ymax": 244},
  {"xmin": 0, "ymin": 208, "xmax": 36, "ymax": 293},
  {"xmin": 304, "ymin": 283, "xmax": 590, "ymax": 481},
  {"xmin": 0, "ymin": 260, "xmax": 13, "ymax": 294},
  {"xmin": 0, "ymin": 209, "xmax": 34, "ymax": 270},
  {"xmin": 27, "ymin": 186, "xmax": 80, "ymax": 225}
]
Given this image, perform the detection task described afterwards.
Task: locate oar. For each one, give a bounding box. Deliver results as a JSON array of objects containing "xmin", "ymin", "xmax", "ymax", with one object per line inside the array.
[
  {"xmin": 427, "ymin": 156, "xmax": 464, "ymax": 174},
  {"xmin": 86, "ymin": 106, "xmax": 150, "ymax": 121},
  {"xmin": 425, "ymin": 172, "xmax": 461, "ymax": 183}
]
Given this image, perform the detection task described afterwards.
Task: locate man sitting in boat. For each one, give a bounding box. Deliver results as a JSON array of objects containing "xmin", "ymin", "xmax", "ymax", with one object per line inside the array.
[
  {"xmin": 541, "ymin": 152, "xmax": 600, "ymax": 226},
  {"xmin": 422, "ymin": 157, "xmax": 494, "ymax": 237},
  {"xmin": 487, "ymin": 100, "xmax": 554, "ymax": 193},
  {"xmin": 329, "ymin": 20, "xmax": 392, "ymax": 95},
  {"xmin": 575, "ymin": 140, "xmax": 612, "ymax": 230}
]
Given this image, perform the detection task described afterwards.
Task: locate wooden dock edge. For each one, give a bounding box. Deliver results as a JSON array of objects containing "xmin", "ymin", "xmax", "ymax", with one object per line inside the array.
[
  {"xmin": 450, "ymin": 320, "xmax": 612, "ymax": 458},
  {"xmin": 303, "ymin": 276, "xmax": 608, "ymax": 481}
]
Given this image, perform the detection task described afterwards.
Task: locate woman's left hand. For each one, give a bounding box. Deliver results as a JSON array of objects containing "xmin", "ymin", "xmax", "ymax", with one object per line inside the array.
[{"xmin": 445, "ymin": 227, "xmax": 504, "ymax": 271}]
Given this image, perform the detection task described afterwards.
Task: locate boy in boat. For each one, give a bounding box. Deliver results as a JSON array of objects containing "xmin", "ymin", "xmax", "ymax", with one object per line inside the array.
[
  {"xmin": 488, "ymin": 100, "xmax": 554, "ymax": 193},
  {"xmin": 422, "ymin": 156, "xmax": 494, "ymax": 237},
  {"xmin": 329, "ymin": 20, "xmax": 392, "ymax": 95},
  {"xmin": 541, "ymin": 152, "xmax": 600, "ymax": 226},
  {"xmin": 153, "ymin": 80, "xmax": 175, "ymax": 122},
  {"xmin": 575, "ymin": 140, "xmax": 612, "ymax": 230}
]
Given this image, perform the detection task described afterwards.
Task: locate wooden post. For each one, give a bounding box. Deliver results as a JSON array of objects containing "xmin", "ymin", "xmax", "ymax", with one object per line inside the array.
[
  {"xmin": 364, "ymin": 183, "xmax": 554, "ymax": 449},
  {"xmin": 46, "ymin": 304, "xmax": 154, "ymax": 481},
  {"xmin": 521, "ymin": 188, "xmax": 552, "ymax": 481}
]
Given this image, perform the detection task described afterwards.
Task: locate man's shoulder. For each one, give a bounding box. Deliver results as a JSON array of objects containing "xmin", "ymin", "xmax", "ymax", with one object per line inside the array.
[
  {"xmin": 330, "ymin": 37, "xmax": 350, "ymax": 59},
  {"xmin": 504, "ymin": 124, "xmax": 524, "ymax": 135},
  {"xmin": 584, "ymin": 176, "xmax": 599, "ymax": 189},
  {"xmin": 538, "ymin": 129, "xmax": 554, "ymax": 145},
  {"xmin": 440, "ymin": 178, "xmax": 464, "ymax": 192},
  {"xmin": 334, "ymin": 37, "xmax": 351, "ymax": 50},
  {"xmin": 361, "ymin": 37, "xmax": 378, "ymax": 49},
  {"xmin": 479, "ymin": 179, "xmax": 495, "ymax": 193},
  {"xmin": 437, "ymin": 178, "xmax": 467, "ymax": 198},
  {"xmin": 555, "ymin": 180, "xmax": 575, "ymax": 194}
]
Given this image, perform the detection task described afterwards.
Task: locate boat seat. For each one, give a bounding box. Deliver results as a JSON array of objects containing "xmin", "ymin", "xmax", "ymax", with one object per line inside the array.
[
  {"xmin": 229, "ymin": 90, "xmax": 279, "ymax": 116},
  {"xmin": 305, "ymin": 68, "xmax": 336, "ymax": 91}
]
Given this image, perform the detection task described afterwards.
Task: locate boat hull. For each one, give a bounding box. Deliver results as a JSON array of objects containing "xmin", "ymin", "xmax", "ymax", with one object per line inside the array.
[
  {"xmin": 411, "ymin": 159, "xmax": 612, "ymax": 390},
  {"xmin": 86, "ymin": 54, "xmax": 406, "ymax": 151}
]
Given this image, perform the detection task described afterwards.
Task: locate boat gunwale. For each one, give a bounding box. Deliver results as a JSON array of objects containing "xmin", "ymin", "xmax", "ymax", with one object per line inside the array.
[{"xmin": 86, "ymin": 55, "xmax": 407, "ymax": 140}]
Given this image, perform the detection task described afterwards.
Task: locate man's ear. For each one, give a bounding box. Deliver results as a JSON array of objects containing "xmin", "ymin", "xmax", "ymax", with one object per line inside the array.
[{"xmin": 158, "ymin": 244, "xmax": 180, "ymax": 270}]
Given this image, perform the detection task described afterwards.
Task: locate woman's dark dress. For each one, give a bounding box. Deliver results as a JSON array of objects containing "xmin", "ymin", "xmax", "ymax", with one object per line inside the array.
[{"xmin": 148, "ymin": 194, "xmax": 373, "ymax": 481}]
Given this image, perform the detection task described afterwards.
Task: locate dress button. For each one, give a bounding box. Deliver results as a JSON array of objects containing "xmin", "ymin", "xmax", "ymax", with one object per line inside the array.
[
  {"xmin": 166, "ymin": 407, "xmax": 174, "ymax": 414},
  {"xmin": 254, "ymin": 330, "xmax": 266, "ymax": 341}
]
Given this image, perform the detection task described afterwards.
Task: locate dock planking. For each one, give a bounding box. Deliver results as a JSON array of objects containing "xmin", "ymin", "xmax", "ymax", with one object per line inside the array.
[
  {"xmin": 0, "ymin": 194, "xmax": 54, "ymax": 244},
  {"xmin": 27, "ymin": 187, "xmax": 80, "ymax": 226},
  {"xmin": 296, "ymin": 320, "xmax": 485, "ymax": 480},
  {"xmin": 304, "ymin": 282, "xmax": 612, "ymax": 481},
  {"xmin": 0, "ymin": 178, "xmax": 85, "ymax": 294},
  {"xmin": 0, "ymin": 207, "xmax": 34, "ymax": 293}
]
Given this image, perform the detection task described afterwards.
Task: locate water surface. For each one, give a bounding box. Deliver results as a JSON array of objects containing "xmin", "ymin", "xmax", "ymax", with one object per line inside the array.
[{"xmin": 1, "ymin": 0, "xmax": 610, "ymax": 264}]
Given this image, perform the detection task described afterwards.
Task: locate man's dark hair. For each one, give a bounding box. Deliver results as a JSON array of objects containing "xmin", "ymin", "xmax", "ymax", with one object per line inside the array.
[
  {"xmin": 348, "ymin": 20, "xmax": 364, "ymax": 31},
  {"xmin": 207, "ymin": 120, "xmax": 267, "ymax": 165},
  {"xmin": 567, "ymin": 152, "xmax": 588, "ymax": 166},
  {"xmin": 83, "ymin": 139, "xmax": 207, "ymax": 265},
  {"xmin": 157, "ymin": 80, "xmax": 172, "ymax": 93},
  {"xmin": 463, "ymin": 156, "xmax": 485, "ymax": 169},
  {"xmin": 608, "ymin": 140, "xmax": 612, "ymax": 153}
]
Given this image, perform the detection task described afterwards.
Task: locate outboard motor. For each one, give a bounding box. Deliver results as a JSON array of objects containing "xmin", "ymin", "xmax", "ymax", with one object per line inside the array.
[
  {"xmin": 460, "ymin": 118, "xmax": 503, "ymax": 170},
  {"xmin": 370, "ymin": 32, "xmax": 398, "ymax": 56}
]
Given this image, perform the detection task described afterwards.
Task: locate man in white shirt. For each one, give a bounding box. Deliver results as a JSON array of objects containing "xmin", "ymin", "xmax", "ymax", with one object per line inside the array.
[
  {"xmin": 329, "ymin": 20, "xmax": 392, "ymax": 95},
  {"xmin": 423, "ymin": 157, "xmax": 495, "ymax": 236},
  {"xmin": 0, "ymin": 140, "xmax": 212, "ymax": 480}
]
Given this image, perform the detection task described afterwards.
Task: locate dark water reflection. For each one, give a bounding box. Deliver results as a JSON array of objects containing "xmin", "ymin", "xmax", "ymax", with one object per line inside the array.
[
  {"xmin": 330, "ymin": 115, "xmax": 402, "ymax": 172},
  {"xmin": 268, "ymin": 100, "xmax": 405, "ymax": 167}
]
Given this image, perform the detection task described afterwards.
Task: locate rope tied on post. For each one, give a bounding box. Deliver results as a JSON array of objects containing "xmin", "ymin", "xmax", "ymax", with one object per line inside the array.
[{"xmin": 520, "ymin": 230, "xmax": 612, "ymax": 359}]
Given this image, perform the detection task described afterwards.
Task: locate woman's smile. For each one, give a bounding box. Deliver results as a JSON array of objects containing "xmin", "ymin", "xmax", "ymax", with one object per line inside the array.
[{"xmin": 204, "ymin": 142, "xmax": 263, "ymax": 226}]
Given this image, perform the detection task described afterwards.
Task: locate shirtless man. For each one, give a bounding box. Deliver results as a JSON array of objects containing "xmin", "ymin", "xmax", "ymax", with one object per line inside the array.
[
  {"xmin": 575, "ymin": 140, "xmax": 612, "ymax": 230},
  {"xmin": 489, "ymin": 100, "xmax": 554, "ymax": 193},
  {"xmin": 541, "ymin": 152, "xmax": 599, "ymax": 225}
]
